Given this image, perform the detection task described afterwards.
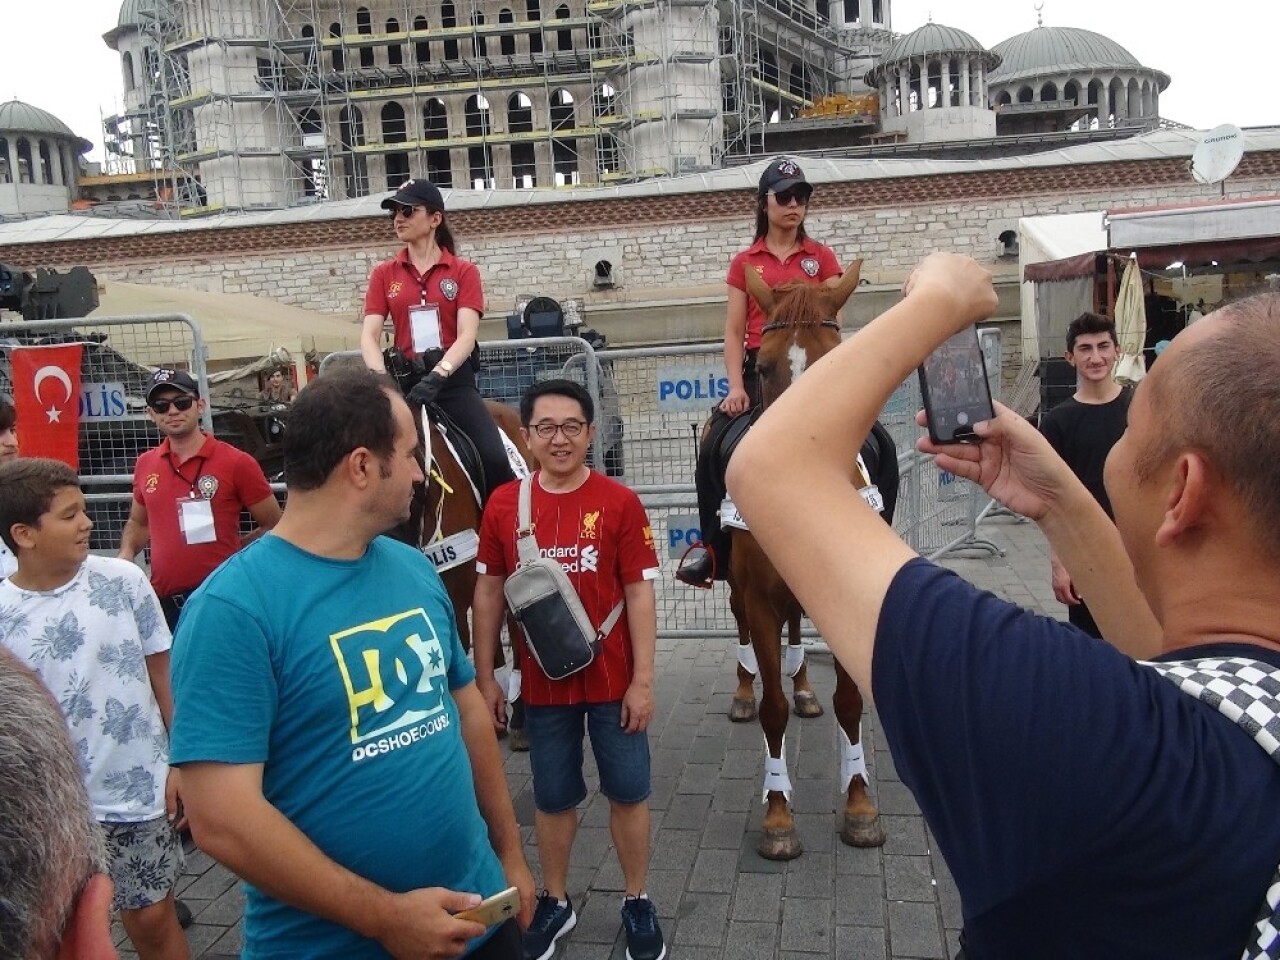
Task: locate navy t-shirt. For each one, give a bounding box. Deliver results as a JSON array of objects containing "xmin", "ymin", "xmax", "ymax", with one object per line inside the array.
[{"xmin": 873, "ymin": 558, "xmax": 1280, "ymax": 959}]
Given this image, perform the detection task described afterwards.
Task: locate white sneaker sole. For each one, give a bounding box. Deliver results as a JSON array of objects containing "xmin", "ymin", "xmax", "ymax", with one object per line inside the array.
[
  {"xmin": 626, "ymin": 944, "xmax": 667, "ymax": 960},
  {"xmin": 528, "ymin": 911, "xmax": 577, "ymax": 960}
]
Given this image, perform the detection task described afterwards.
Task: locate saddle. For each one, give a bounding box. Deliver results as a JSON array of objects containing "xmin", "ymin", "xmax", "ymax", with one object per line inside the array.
[{"xmin": 703, "ymin": 410, "xmax": 899, "ymax": 526}]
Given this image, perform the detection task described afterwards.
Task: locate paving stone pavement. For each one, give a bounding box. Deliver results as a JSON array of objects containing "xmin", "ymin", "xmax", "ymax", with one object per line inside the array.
[{"xmin": 113, "ymin": 514, "xmax": 1064, "ymax": 959}]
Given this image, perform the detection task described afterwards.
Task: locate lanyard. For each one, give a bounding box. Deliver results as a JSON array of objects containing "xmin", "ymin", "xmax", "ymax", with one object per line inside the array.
[{"xmin": 169, "ymin": 452, "xmax": 207, "ymax": 496}]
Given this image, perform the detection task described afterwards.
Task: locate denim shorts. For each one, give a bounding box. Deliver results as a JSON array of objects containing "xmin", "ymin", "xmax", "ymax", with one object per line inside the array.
[
  {"xmin": 525, "ymin": 700, "xmax": 651, "ymax": 813},
  {"xmin": 101, "ymin": 816, "xmax": 183, "ymax": 911}
]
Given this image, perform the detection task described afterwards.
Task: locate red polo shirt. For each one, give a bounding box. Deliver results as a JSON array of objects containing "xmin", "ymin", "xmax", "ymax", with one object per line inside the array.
[
  {"xmin": 131, "ymin": 434, "xmax": 275, "ymax": 597},
  {"xmin": 726, "ymin": 237, "xmax": 842, "ymax": 349},
  {"xmin": 476, "ymin": 471, "xmax": 660, "ymax": 706},
  {"xmin": 363, "ymin": 247, "xmax": 485, "ymax": 358}
]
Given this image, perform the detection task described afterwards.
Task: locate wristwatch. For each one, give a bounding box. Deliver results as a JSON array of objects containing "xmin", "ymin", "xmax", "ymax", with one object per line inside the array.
[{"xmin": 434, "ymin": 358, "xmax": 455, "ymax": 376}]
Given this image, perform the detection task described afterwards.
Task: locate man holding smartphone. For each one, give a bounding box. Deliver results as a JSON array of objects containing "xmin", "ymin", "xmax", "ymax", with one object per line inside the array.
[
  {"xmin": 1038, "ymin": 313, "xmax": 1130, "ymax": 638},
  {"xmin": 728, "ymin": 255, "xmax": 1280, "ymax": 957}
]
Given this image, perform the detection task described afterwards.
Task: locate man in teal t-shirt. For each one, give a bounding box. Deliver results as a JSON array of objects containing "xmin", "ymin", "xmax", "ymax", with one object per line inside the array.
[{"xmin": 170, "ymin": 370, "xmax": 533, "ymax": 959}]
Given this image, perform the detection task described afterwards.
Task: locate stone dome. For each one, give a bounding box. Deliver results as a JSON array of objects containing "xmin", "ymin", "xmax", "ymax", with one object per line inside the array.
[
  {"xmin": 865, "ymin": 23, "xmax": 1001, "ymax": 86},
  {"xmin": 989, "ymin": 25, "xmax": 1169, "ymax": 90},
  {"xmin": 116, "ymin": 0, "xmax": 173, "ymax": 30},
  {"xmin": 0, "ymin": 100, "xmax": 89, "ymax": 151}
]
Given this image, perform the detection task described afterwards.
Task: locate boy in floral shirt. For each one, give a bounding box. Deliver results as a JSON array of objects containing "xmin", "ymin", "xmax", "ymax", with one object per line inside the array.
[{"xmin": 0, "ymin": 458, "xmax": 189, "ymax": 959}]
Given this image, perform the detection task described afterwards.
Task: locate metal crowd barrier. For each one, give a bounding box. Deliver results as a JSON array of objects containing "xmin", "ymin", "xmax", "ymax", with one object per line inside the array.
[{"xmin": 0, "ymin": 313, "xmax": 209, "ymax": 552}]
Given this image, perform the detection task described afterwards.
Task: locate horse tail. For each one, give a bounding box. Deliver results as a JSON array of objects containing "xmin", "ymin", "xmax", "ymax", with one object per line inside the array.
[{"xmin": 865, "ymin": 420, "xmax": 900, "ymax": 526}]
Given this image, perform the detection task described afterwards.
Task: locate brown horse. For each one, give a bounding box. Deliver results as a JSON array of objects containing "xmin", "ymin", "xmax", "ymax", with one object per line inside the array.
[
  {"xmin": 398, "ymin": 401, "xmax": 533, "ymax": 655},
  {"xmin": 730, "ymin": 259, "xmax": 894, "ymax": 860}
]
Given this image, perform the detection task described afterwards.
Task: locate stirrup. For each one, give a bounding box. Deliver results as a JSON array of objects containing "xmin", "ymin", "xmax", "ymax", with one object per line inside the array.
[{"xmin": 675, "ymin": 542, "xmax": 716, "ymax": 589}]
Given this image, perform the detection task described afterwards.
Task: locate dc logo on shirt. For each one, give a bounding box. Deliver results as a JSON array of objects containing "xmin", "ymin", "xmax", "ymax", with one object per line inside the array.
[
  {"xmin": 330, "ymin": 609, "xmax": 451, "ymax": 760},
  {"xmin": 439, "ymin": 278, "xmax": 459, "ymax": 301},
  {"xmin": 801, "ymin": 258, "xmax": 819, "ymax": 277}
]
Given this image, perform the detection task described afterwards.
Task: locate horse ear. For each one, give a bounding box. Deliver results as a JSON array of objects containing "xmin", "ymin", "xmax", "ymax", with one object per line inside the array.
[
  {"xmin": 743, "ymin": 266, "xmax": 775, "ymax": 315},
  {"xmin": 822, "ymin": 259, "xmax": 863, "ymax": 313}
]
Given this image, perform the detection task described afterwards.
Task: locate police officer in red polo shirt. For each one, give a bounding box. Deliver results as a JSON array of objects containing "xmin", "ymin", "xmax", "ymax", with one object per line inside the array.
[
  {"xmin": 119, "ymin": 369, "xmax": 282, "ymax": 629},
  {"xmin": 677, "ymin": 157, "xmax": 842, "ymax": 586},
  {"xmin": 361, "ymin": 179, "xmax": 515, "ymax": 502}
]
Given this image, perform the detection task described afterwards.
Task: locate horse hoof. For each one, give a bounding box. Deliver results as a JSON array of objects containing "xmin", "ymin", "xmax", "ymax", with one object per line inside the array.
[
  {"xmin": 729, "ymin": 696, "xmax": 758, "ymax": 722},
  {"xmin": 792, "ymin": 691, "xmax": 824, "ymax": 719},
  {"xmin": 757, "ymin": 827, "xmax": 803, "ymax": 861},
  {"xmin": 841, "ymin": 813, "xmax": 886, "ymax": 848},
  {"xmin": 507, "ymin": 727, "xmax": 529, "ymax": 752}
]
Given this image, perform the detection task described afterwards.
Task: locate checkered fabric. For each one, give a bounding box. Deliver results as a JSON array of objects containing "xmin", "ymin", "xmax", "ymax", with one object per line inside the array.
[{"xmin": 1143, "ymin": 657, "xmax": 1280, "ymax": 960}]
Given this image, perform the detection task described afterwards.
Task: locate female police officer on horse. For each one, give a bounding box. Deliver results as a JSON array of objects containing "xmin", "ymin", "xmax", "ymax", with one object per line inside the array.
[
  {"xmin": 677, "ymin": 158, "xmax": 843, "ymax": 587},
  {"xmin": 362, "ymin": 179, "xmax": 514, "ymax": 503}
]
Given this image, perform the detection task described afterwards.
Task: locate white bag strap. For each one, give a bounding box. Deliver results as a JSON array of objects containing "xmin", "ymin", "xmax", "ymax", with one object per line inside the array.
[
  {"xmin": 515, "ymin": 473, "xmax": 624, "ymax": 641},
  {"xmin": 1143, "ymin": 656, "xmax": 1280, "ymax": 960}
]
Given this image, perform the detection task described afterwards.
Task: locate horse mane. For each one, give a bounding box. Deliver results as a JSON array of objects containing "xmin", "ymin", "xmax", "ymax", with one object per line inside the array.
[{"xmin": 768, "ymin": 280, "xmax": 831, "ymax": 327}]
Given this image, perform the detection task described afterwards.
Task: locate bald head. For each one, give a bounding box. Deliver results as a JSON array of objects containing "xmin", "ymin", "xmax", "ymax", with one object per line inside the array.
[{"xmin": 1141, "ymin": 293, "xmax": 1280, "ymax": 562}]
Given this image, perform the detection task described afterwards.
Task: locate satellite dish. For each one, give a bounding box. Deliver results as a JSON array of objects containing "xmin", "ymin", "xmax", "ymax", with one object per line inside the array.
[{"xmin": 1190, "ymin": 124, "xmax": 1244, "ymax": 185}]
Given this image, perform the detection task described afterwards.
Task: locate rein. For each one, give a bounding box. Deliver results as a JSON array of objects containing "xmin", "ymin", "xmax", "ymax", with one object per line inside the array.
[{"xmin": 760, "ymin": 318, "xmax": 841, "ymax": 334}]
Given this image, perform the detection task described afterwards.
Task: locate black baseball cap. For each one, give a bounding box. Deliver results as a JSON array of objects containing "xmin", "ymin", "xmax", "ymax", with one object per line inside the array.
[
  {"xmin": 147, "ymin": 368, "xmax": 199, "ymax": 401},
  {"xmin": 759, "ymin": 157, "xmax": 811, "ymax": 196},
  {"xmin": 380, "ymin": 179, "xmax": 446, "ymax": 212}
]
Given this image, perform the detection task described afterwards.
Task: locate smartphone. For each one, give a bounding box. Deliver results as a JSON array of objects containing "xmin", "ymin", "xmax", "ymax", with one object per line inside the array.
[
  {"xmin": 918, "ymin": 327, "xmax": 996, "ymax": 444},
  {"xmin": 455, "ymin": 886, "xmax": 520, "ymax": 927}
]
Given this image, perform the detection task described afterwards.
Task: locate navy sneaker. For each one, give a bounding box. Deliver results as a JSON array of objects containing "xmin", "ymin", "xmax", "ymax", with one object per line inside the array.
[
  {"xmin": 621, "ymin": 895, "xmax": 666, "ymax": 960},
  {"xmin": 523, "ymin": 891, "xmax": 576, "ymax": 960}
]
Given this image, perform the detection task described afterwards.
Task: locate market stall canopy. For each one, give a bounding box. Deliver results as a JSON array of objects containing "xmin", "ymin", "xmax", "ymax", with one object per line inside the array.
[{"xmin": 90, "ymin": 282, "xmax": 361, "ymax": 365}]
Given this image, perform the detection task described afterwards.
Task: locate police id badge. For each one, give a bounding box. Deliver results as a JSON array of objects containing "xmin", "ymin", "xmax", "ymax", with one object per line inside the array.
[{"xmin": 800, "ymin": 257, "xmax": 819, "ymax": 277}]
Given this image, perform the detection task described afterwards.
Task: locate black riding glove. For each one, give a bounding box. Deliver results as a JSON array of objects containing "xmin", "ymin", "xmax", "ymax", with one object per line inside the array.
[{"xmin": 407, "ymin": 371, "xmax": 447, "ymax": 408}]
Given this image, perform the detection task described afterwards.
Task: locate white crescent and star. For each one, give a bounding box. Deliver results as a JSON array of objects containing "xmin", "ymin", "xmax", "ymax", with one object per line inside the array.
[{"xmin": 33, "ymin": 365, "xmax": 73, "ymax": 423}]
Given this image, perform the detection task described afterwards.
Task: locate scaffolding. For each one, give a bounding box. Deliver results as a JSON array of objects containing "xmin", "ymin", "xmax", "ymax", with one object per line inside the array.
[{"xmin": 105, "ymin": 0, "xmax": 900, "ymax": 214}]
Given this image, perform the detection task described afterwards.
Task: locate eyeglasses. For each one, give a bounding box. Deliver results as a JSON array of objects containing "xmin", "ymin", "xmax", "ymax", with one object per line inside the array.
[
  {"xmin": 530, "ymin": 419, "xmax": 587, "ymax": 439},
  {"xmin": 770, "ymin": 188, "xmax": 811, "ymax": 207},
  {"xmin": 388, "ymin": 203, "xmax": 422, "ymax": 220},
  {"xmin": 149, "ymin": 396, "xmax": 196, "ymax": 414}
]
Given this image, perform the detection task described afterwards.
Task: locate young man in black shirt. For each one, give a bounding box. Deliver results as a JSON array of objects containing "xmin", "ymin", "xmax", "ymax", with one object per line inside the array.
[{"xmin": 1038, "ymin": 313, "xmax": 1130, "ymax": 637}]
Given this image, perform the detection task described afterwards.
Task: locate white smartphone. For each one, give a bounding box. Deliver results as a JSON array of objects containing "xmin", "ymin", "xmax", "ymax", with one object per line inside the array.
[{"xmin": 455, "ymin": 886, "xmax": 520, "ymax": 927}]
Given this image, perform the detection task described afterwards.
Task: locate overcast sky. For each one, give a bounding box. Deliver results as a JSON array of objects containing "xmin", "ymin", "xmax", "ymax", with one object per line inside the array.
[{"xmin": 1, "ymin": 0, "xmax": 1272, "ymax": 163}]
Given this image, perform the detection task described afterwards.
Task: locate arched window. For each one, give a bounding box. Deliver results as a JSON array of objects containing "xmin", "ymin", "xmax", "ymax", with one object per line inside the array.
[
  {"xmin": 330, "ymin": 22, "xmax": 344, "ymax": 70},
  {"xmin": 123, "ymin": 52, "xmax": 136, "ymax": 92},
  {"xmin": 298, "ymin": 108, "xmax": 323, "ymax": 139},
  {"xmin": 0, "ymin": 138, "xmax": 10, "ymax": 184},
  {"xmin": 555, "ymin": 5, "xmax": 572, "ymax": 51},
  {"xmin": 465, "ymin": 95, "xmax": 491, "ymax": 137},
  {"xmin": 37, "ymin": 141, "xmax": 53, "ymax": 184},
  {"xmin": 339, "ymin": 106, "xmax": 368, "ymax": 196},
  {"xmin": 511, "ymin": 143, "xmax": 536, "ymax": 188},
  {"xmin": 995, "ymin": 90, "xmax": 1012, "ymax": 106},
  {"xmin": 472, "ymin": 12, "xmax": 486, "ymax": 57},
  {"xmin": 382, "ymin": 102, "xmax": 407, "ymax": 142},
  {"xmin": 301, "ymin": 24, "xmax": 316, "ymax": 67},
  {"xmin": 442, "ymin": 1, "xmax": 458, "ymax": 58},
  {"xmin": 1087, "ymin": 78, "xmax": 1104, "ymax": 129},
  {"xmin": 1063, "ymin": 80, "xmax": 1080, "ymax": 105},
  {"xmin": 1017, "ymin": 85, "xmax": 1034, "ymax": 104},
  {"xmin": 15, "ymin": 138, "xmax": 33, "ymax": 184},
  {"xmin": 527, "ymin": 0, "xmax": 541, "ymax": 20},
  {"xmin": 413, "ymin": 15, "xmax": 430, "ymax": 62},
  {"xmin": 508, "ymin": 92, "xmax": 533, "ymax": 132},
  {"xmin": 387, "ymin": 18, "xmax": 403, "ymax": 65},
  {"xmin": 356, "ymin": 7, "xmax": 371, "ymax": 33},
  {"xmin": 550, "ymin": 89, "xmax": 574, "ymax": 130},
  {"xmin": 423, "ymin": 99, "xmax": 448, "ymax": 139},
  {"xmin": 499, "ymin": 9, "xmax": 515, "ymax": 56},
  {"xmin": 1040, "ymin": 81, "xmax": 1057, "ymax": 102}
]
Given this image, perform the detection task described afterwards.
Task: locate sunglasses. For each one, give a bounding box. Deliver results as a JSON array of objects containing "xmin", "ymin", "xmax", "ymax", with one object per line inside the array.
[
  {"xmin": 149, "ymin": 396, "xmax": 196, "ymax": 414},
  {"xmin": 388, "ymin": 203, "xmax": 423, "ymax": 220},
  {"xmin": 770, "ymin": 187, "xmax": 811, "ymax": 206},
  {"xmin": 529, "ymin": 419, "xmax": 587, "ymax": 439}
]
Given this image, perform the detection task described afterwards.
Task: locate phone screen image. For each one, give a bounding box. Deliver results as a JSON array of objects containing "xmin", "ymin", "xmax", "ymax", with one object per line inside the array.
[{"xmin": 917, "ymin": 327, "xmax": 996, "ymax": 444}]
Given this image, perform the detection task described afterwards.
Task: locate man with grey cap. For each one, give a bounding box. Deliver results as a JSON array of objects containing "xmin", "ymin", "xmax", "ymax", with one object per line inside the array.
[
  {"xmin": 119, "ymin": 368, "xmax": 281, "ymax": 630},
  {"xmin": 361, "ymin": 178, "xmax": 516, "ymax": 503}
]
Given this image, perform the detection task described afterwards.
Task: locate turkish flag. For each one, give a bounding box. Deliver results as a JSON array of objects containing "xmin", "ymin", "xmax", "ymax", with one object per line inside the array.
[{"xmin": 11, "ymin": 344, "xmax": 83, "ymax": 469}]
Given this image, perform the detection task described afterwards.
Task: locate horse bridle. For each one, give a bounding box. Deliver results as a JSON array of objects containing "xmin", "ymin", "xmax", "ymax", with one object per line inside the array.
[{"xmin": 760, "ymin": 318, "xmax": 841, "ymax": 334}]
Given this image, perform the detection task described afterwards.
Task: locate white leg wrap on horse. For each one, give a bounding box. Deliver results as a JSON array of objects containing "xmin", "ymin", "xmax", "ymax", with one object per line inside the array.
[
  {"xmin": 839, "ymin": 726, "xmax": 868, "ymax": 793},
  {"xmin": 506, "ymin": 668, "xmax": 522, "ymax": 704},
  {"xmin": 762, "ymin": 736, "xmax": 792, "ymax": 802},
  {"xmin": 784, "ymin": 642, "xmax": 805, "ymax": 678},
  {"xmin": 737, "ymin": 643, "xmax": 758, "ymax": 676}
]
